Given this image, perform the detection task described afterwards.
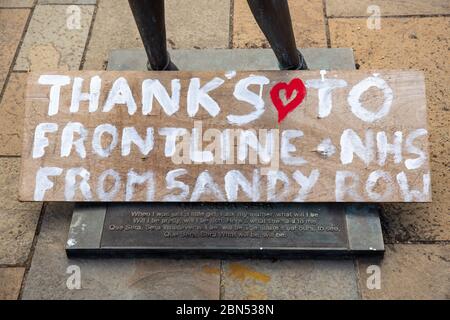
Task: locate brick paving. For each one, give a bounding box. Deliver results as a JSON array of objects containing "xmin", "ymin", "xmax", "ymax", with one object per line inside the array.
[{"xmin": 0, "ymin": 0, "xmax": 448, "ymax": 300}]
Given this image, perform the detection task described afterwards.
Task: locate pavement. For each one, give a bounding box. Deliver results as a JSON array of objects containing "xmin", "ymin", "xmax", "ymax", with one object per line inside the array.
[{"xmin": 0, "ymin": 0, "xmax": 449, "ymax": 300}]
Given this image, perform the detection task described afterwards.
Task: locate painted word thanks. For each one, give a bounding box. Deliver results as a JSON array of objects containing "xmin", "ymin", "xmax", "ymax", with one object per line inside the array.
[{"xmin": 38, "ymin": 72, "xmax": 394, "ymax": 124}]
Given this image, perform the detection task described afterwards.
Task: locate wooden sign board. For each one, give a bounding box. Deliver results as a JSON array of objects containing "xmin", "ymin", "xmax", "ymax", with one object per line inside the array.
[{"xmin": 19, "ymin": 70, "xmax": 431, "ymax": 203}]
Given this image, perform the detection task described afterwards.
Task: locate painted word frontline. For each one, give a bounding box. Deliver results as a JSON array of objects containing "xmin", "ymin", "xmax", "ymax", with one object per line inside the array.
[{"xmin": 20, "ymin": 71, "xmax": 431, "ymax": 203}]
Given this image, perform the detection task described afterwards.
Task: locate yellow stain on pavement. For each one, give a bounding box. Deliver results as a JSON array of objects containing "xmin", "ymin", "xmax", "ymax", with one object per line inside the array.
[
  {"xmin": 228, "ymin": 263, "xmax": 271, "ymax": 284},
  {"xmin": 202, "ymin": 265, "xmax": 220, "ymax": 275}
]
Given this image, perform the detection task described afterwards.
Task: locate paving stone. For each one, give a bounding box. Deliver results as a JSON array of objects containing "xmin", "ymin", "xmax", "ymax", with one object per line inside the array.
[
  {"xmin": 82, "ymin": 0, "xmax": 141, "ymax": 70},
  {"xmin": 38, "ymin": 0, "xmax": 97, "ymax": 4},
  {"xmin": 380, "ymin": 202, "xmax": 449, "ymax": 243},
  {"xmin": 0, "ymin": 158, "xmax": 42, "ymax": 265},
  {"xmin": 222, "ymin": 260, "xmax": 359, "ymax": 300},
  {"xmin": 0, "ymin": 206, "xmax": 40, "ymax": 266},
  {"xmin": 357, "ymin": 244, "xmax": 449, "ymax": 299},
  {"xmin": 329, "ymin": 17, "xmax": 450, "ymax": 242},
  {"xmin": 0, "ymin": 9, "xmax": 29, "ymax": 94},
  {"xmin": 108, "ymin": 48, "xmax": 355, "ymax": 71},
  {"xmin": 0, "ymin": 268, "xmax": 25, "ymax": 300},
  {"xmin": 0, "ymin": 0, "xmax": 34, "ymax": 7},
  {"xmin": 0, "ymin": 73, "xmax": 27, "ymax": 156},
  {"xmin": 165, "ymin": 0, "xmax": 230, "ymax": 49},
  {"xmin": 14, "ymin": 5, "xmax": 94, "ymax": 71},
  {"xmin": 83, "ymin": 0, "xmax": 230, "ymax": 70},
  {"xmin": 22, "ymin": 203, "xmax": 221, "ymax": 299},
  {"xmin": 0, "ymin": 158, "xmax": 42, "ymax": 212},
  {"xmin": 326, "ymin": 0, "xmax": 450, "ymax": 17},
  {"xmin": 233, "ymin": 0, "xmax": 327, "ymax": 49}
]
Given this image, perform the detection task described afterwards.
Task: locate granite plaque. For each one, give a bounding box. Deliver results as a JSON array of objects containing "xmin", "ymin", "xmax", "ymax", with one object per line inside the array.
[{"xmin": 66, "ymin": 203, "xmax": 384, "ymax": 257}]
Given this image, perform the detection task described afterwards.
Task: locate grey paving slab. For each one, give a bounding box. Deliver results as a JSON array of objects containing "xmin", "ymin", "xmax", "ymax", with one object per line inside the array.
[
  {"xmin": 222, "ymin": 260, "xmax": 359, "ymax": 299},
  {"xmin": 22, "ymin": 203, "xmax": 221, "ymax": 300},
  {"xmin": 108, "ymin": 48, "xmax": 356, "ymax": 71},
  {"xmin": 14, "ymin": 4, "xmax": 94, "ymax": 71},
  {"xmin": 0, "ymin": 0, "xmax": 34, "ymax": 7},
  {"xmin": 357, "ymin": 244, "xmax": 450, "ymax": 300},
  {"xmin": 326, "ymin": 0, "xmax": 450, "ymax": 17}
]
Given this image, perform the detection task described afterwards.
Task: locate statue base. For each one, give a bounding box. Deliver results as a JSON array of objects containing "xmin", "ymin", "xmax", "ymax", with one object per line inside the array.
[
  {"xmin": 66, "ymin": 203, "xmax": 384, "ymax": 258},
  {"xmin": 66, "ymin": 48, "xmax": 384, "ymax": 258}
]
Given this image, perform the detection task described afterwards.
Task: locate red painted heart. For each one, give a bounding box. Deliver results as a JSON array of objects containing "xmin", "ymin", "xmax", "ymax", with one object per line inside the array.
[{"xmin": 270, "ymin": 78, "xmax": 307, "ymax": 123}]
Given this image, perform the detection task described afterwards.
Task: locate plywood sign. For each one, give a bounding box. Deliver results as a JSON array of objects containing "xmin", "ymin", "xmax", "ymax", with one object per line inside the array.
[{"xmin": 19, "ymin": 70, "xmax": 431, "ymax": 203}]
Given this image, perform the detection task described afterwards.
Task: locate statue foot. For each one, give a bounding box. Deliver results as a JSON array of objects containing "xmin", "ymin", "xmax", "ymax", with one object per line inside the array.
[
  {"xmin": 147, "ymin": 53, "xmax": 179, "ymax": 71},
  {"xmin": 279, "ymin": 50, "xmax": 309, "ymax": 71}
]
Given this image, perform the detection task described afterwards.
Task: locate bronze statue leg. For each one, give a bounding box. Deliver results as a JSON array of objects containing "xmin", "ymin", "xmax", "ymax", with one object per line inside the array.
[
  {"xmin": 247, "ymin": 0, "xmax": 308, "ymax": 70},
  {"xmin": 128, "ymin": 0, "xmax": 178, "ymax": 70},
  {"xmin": 129, "ymin": 0, "xmax": 306, "ymax": 71}
]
